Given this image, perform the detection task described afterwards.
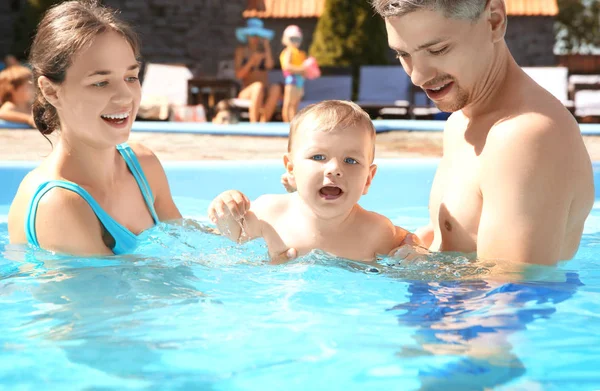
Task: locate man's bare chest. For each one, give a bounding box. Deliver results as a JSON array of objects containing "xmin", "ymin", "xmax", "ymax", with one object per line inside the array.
[{"xmin": 428, "ymin": 150, "xmax": 483, "ymax": 252}]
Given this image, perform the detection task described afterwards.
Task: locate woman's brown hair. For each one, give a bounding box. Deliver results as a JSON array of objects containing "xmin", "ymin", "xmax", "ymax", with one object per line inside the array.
[
  {"xmin": 0, "ymin": 65, "xmax": 32, "ymax": 105},
  {"xmin": 29, "ymin": 0, "xmax": 140, "ymax": 136}
]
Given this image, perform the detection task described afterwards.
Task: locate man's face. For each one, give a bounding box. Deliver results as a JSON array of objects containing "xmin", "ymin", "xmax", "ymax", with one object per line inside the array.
[{"xmin": 385, "ymin": 8, "xmax": 494, "ymax": 113}]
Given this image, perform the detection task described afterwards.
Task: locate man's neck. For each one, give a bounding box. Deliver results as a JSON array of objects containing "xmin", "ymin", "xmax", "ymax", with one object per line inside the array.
[{"xmin": 461, "ymin": 42, "xmax": 519, "ymax": 119}]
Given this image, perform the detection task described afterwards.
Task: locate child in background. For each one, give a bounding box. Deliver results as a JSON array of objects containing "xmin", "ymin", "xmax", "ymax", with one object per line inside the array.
[
  {"xmin": 0, "ymin": 65, "xmax": 35, "ymax": 127},
  {"xmin": 212, "ymin": 99, "xmax": 240, "ymax": 124},
  {"xmin": 280, "ymin": 25, "xmax": 307, "ymax": 123},
  {"xmin": 208, "ymin": 100, "xmax": 418, "ymax": 263}
]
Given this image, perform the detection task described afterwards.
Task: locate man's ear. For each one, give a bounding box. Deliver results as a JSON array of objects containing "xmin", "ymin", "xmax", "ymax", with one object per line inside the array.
[
  {"xmin": 363, "ymin": 164, "xmax": 378, "ymax": 195},
  {"xmin": 38, "ymin": 76, "xmax": 61, "ymax": 109},
  {"xmin": 488, "ymin": 0, "xmax": 507, "ymax": 43}
]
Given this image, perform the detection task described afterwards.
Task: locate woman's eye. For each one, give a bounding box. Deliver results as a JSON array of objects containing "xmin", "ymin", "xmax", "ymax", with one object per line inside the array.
[
  {"xmin": 311, "ymin": 155, "xmax": 326, "ymax": 161},
  {"xmin": 344, "ymin": 157, "xmax": 358, "ymax": 165},
  {"xmin": 92, "ymin": 81, "xmax": 108, "ymax": 87},
  {"xmin": 126, "ymin": 76, "xmax": 139, "ymax": 83}
]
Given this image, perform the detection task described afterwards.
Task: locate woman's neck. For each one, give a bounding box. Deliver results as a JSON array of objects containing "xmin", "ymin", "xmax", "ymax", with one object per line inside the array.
[{"xmin": 52, "ymin": 134, "xmax": 122, "ymax": 191}]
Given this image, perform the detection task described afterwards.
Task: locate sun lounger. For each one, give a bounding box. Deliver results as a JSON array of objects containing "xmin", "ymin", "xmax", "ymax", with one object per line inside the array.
[
  {"xmin": 139, "ymin": 63, "xmax": 194, "ymax": 120},
  {"xmin": 574, "ymin": 90, "xmax": 600, "ymax": 119},
  {"xmin": 522, "ymin": 67, "xmax": 574, "ymax": 111},
  {"xmin": 298, "ymin": 75, "xmax": 353, "ymax": 110},
  {"xmin": 356, "ymin": 66, "xmax": 411, "ymax": 118}
]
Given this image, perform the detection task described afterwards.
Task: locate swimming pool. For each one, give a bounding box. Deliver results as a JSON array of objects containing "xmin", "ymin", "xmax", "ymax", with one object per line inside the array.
[{"xmin": 1, "ymin": 159, "xmax": 599, "ymax": 390}]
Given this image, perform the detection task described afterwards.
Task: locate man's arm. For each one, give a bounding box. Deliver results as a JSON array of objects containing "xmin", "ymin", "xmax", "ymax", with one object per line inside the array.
[{"xmin": 477, "ymin": 118, "xmax": 573, "ymax": 265}]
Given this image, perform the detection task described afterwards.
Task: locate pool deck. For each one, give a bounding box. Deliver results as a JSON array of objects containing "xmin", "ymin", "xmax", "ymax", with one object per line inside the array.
[{"xmin": 2, "ymin": 128, "xmax": 600, "ymax": 161}]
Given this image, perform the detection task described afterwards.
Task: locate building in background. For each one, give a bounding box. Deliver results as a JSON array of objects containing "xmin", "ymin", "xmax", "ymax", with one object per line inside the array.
[{"xmin": 0, "ymin": 0, "xmax": 577, "ymax": 75}]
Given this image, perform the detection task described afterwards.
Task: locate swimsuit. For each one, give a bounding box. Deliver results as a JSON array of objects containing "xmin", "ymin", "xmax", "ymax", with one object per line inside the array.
[
  {"xmin": 280, "ymin": 47, "xmax": 306, "ymax": 88},
  {"xmin": 25, "ymin": 143, "xmax": 159, "ymax": 255}
]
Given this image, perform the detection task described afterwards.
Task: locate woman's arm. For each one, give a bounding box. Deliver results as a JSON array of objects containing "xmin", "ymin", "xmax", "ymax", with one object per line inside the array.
[
  {"xmin": 0, "ymin": 102, "xmax": 35, "ymax": 127},
  {"xmin": 263, "ymin": 39, "xmax": 275, "ymax": 70},
  {"xmin": 35, "ymin": 188, "xmax": 114, "ymax": 256},
  {"xmin": 235, "ymin": 46, "xmax": 259, "ymax": 81},
  {"xmin": 129, "ymin": 143, "xmax": 182, "ymax": 221}
]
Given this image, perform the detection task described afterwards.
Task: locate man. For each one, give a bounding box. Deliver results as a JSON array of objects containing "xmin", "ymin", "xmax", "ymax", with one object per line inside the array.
[{"xmin": 371, "ymin": 0, "xmax": 593, "ymax": 265}]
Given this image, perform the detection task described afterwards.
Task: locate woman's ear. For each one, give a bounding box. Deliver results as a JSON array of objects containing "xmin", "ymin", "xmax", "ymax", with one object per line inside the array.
[{"xmin": 37, "ymin": 76, "xmax": 61, "ymax": 109}]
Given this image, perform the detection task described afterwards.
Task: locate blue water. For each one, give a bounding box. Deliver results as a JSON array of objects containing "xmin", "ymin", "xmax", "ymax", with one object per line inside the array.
[{"xmin": 1, "ymin": 159, "xmax": 599, "ymax": 391}]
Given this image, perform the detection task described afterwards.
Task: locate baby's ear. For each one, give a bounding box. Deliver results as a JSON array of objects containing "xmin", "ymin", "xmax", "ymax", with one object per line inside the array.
[
  {"xmin": 283, "ymin": 153, "xmax": 294, "ymax": 174},
  {"xmin": 362, "ymin": 164, "xmax": 378, "ymax": 195}
]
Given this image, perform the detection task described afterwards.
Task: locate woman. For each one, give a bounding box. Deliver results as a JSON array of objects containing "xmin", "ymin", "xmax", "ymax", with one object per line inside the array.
[
  {"xmin": 8, "ymin": 0, "xmax": 181, "ymax": 256},
  {"xmin": 234, "ymin": 18, "xmax": 281, "ymax": 123}
]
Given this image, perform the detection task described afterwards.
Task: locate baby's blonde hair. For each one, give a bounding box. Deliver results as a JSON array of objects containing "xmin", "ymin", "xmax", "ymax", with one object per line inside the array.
[
  {"xmin": 0, "ymin": 65, "xmax": 32, "ymax": 105},
  {"xmin": 287, "ymin": 100, "xmax": 376, "ymax": 161}
]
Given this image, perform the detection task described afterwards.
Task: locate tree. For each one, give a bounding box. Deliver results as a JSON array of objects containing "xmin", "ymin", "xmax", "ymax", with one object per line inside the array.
[
  {"xmin": 11, "ymin": 0, "xmax": 62, "ymax": 60},
  {"xmin": 555, "ymin": 0, "xmax": 600, "ymax": 54},
  {"xmin": 309, "ymin": 0, "xmax": 390, "ymax": 98}
]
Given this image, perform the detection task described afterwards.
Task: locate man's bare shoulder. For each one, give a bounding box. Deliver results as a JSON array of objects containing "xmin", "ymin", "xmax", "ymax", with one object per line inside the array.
[{"xmin": 487, "ymin": 110, "xmax": 580, "ymax": 159}]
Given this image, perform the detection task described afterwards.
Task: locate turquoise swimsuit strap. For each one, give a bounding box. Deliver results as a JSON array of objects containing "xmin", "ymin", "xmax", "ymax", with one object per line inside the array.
[
  {"xmin": 25, "ymin": 143, "xmax": 160, "ymax": 254},
  {"xmin": 25, "ymin": 180, "xmax": 138, "ymax": 253},
  {"xmin": 117, "ymin": 143, "xmax": 160, "ymax": 224}
]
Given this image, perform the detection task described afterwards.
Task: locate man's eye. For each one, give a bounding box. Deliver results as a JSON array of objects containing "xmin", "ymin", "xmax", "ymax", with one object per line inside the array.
[
  {"xmin": 344, "ymin": 157, "xmax": 358, "ymax": 165},
  {"xmin": 395, "ymin": 52, "xmax": 409, "ymax": 59},
  {"xmin": 311, "ymin": 155, "xmax": 326, "ymax": 161},
  {"xmin": 430, "ymin": 46, "xmax": 449, "ymax": 56}
]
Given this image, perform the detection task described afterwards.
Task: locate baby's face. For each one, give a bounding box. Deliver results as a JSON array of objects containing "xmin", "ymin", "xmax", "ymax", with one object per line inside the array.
[{"xmin": 288, "ymin": 125, "xmax": 376, "ymax": 217}]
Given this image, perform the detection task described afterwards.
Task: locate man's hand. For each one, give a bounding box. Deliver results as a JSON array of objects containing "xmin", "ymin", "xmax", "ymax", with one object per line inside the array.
[{"xmin": 207, "ymin": 190, "xmax": 251, "ymax": 242}]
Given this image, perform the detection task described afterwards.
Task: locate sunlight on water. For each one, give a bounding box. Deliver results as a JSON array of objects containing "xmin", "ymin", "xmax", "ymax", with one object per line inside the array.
[{"xmin": 0, "ymin": 161, "xmax": 599, "ymax": 390}]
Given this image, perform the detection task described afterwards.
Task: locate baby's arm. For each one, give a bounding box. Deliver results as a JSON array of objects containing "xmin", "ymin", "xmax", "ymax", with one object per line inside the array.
[
  {"xmin": 207, "ymin": 190, "xmax": 262, "ymax": 243},
  {"xmin": 370, "ymin": 214, "xmax": 421, "ymax": 256}
]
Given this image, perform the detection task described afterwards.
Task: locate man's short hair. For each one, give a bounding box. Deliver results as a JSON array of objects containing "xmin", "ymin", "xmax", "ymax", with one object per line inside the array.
[
  {"xmin": 371, "ymin": 0, "xmax": 488, "ymax": 21},
  {"xmin": 287, "ymin": 100, "xmax": 376, "ymax": 162}
]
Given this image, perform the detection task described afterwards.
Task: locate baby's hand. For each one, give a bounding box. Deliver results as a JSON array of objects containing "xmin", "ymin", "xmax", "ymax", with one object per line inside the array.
[
  {"xmin": 207, "ymin": 190, "xmax": 251, "ymax": 241},
  {"xmin": 280, "ymin": 173, "xmax": 297, "ymax": 193}
]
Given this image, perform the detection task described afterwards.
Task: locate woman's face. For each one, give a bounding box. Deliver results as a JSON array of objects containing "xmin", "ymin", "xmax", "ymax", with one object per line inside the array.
[{"xmin": 50, "ymin": 30, "xmax": 141, "ymax": 148}]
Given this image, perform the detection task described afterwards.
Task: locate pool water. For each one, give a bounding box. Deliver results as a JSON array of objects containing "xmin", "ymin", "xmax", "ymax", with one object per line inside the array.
[{"xmin": 1, "ymin": 160, "xmax": 599, "ymax": 391}]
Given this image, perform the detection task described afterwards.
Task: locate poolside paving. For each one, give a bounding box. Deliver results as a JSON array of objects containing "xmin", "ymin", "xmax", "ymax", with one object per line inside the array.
[{"xmin": 1, "ymin": 128, "xmax": 600, "ymax": 161}]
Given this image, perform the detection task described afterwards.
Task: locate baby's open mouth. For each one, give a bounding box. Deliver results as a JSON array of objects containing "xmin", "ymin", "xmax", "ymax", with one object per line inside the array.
[{"xmin": 319, "ymin": 186, "xmax": 343, "ymax": 200}]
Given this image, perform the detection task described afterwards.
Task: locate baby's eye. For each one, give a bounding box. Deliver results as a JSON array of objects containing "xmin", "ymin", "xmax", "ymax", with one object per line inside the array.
[
  {"xmin": 344, "ymin": 157, "xmax": 358, "ymax": 165},
  {"xmin": 92, "ymin": 81, "xmax": 108, "ymax": 88},
  {"xmin": 311, "ymin": 155, "xmax": 326, "ymax": 161}
]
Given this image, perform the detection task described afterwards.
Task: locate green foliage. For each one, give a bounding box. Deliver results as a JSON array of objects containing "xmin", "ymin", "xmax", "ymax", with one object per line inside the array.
[
  {"xmin": 310, "ymin": 0, "xmax": 388, "ymax": 66},
  {"xmin": 309, "ymin": 0, "xmax": 389, "ymax": 98},
  {"xmin": 555, "ymin": 0, "xmax": 600, "ymax": 54},
  {"xmin": 11, "ymin": 0, "xmax": 61, "ymax": 60}
]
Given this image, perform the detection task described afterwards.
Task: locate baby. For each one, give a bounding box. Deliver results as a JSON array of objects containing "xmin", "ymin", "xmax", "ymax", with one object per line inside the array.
[
  {"xmin": 0, "ymin": 65, "xmax": 35, "ymax": 128},
  {"xmin": 208, "ymin": 100, "xmax": 418, "ymax": 263}
]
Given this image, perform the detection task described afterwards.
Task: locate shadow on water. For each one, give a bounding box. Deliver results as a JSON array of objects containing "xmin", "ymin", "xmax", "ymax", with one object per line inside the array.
[{"xmin": 379, "ymin": 250, "xmax": 583, "ymax": 391}]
